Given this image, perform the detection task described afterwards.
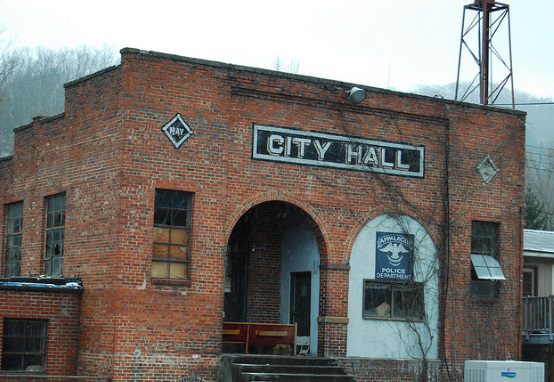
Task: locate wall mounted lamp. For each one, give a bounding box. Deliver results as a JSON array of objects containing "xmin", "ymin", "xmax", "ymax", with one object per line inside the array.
[{"xmin": 347, "ymin": 87, "xmax": 367, "ymax": 104}]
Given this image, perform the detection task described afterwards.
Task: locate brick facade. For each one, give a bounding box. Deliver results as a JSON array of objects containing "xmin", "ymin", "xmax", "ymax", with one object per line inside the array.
[
  {"xmin": 0, "ymin": 48, "xmax": 525, "ymax": 381},
  {"xmin": 0, "ymin": 289, "xmax": 81, "ymax": 377}
]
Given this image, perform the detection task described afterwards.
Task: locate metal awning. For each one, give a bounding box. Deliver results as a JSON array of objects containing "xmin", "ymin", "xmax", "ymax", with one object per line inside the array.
[{"xmin": 471, "ymin": 254, "xmax": 506, "ymax": 280}]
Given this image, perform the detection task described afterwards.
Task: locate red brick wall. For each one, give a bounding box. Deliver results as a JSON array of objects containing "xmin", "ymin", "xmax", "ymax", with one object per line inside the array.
[
  {"xmin": 246, "ymin": 203, "xmax": 282, "ymax": 324},
  {"xmin": 0, "ymin": 290, "xmax": 81, "ymax": 376},
  {"xmin": 0, "ymin": 48, "xmax": 526, "ymax": 381}
]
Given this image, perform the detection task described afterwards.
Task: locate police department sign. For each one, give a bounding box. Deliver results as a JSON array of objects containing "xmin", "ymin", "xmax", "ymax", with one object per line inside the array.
[
  {"xmin": 375, "ymin": 232, "xmax": 414, "ymax": 281},
  {"xmin": 252, "ymin": 125, "xmax": 424, "ymax": 178}
]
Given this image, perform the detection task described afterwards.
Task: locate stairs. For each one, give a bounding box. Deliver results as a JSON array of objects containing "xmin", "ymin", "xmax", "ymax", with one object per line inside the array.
[{"xmin": 220, "ymin": 354, "xmax": 355, "ymax": 382}]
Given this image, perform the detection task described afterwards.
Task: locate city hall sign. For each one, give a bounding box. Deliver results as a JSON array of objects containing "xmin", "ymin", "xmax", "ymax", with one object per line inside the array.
[{"xmin": 252, "ymin": 125, "xmax": 425, "ymax": 178}]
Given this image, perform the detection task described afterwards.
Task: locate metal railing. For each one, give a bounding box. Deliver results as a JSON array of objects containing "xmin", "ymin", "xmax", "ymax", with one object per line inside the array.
[{"xmin": 523, "ymin": 295, "xmax": 554, "ymax": 343}]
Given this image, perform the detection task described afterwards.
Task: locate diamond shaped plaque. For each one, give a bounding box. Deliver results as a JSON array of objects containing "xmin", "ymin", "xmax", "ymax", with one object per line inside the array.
[
  {"xmin": 477, "ymin": 155, "xmax": 499, "ymax": 183},
  {"xmin": 161, "ymin": 114, "xmax": 193, "ymax": 149}
]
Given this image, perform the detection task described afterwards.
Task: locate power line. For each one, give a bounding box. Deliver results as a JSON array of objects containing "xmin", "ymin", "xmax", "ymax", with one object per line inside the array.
[{"xmin": 495, "ymin": 102, "xmax": 554, "ymax": 106}]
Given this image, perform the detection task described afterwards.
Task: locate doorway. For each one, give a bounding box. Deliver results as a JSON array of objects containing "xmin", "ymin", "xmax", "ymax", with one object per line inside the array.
[
  {"xmin": 290, "ymin": 272, "xmax": 311, "ymax": 337},
  {"xmin": 223, "ymin": 201, "xmax": 322, "ymax": 355}
]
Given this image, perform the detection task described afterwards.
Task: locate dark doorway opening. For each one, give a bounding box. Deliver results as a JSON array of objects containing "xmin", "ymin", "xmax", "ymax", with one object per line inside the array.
[{"xmin": 290, "ymin": 272, "xmax": 311, "ymax": 337}]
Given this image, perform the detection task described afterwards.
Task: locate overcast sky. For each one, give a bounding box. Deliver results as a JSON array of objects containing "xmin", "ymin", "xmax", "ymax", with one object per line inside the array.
[{"xmin": 0, "ymin": 0, "xmax": 553, "ymax": 98}]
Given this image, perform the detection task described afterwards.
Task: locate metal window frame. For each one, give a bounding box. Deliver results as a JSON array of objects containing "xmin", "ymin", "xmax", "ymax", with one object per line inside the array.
[
  {"xmin": 4, "ymin": 202, "xmax": 23, "ymax": 276},
  {"xmin": 1, "ymin": 318, "xmax": 48, "ymax": 373},
  {"xmin": 362, "ymin": 280, "xmax": 424, "ymax": 321},
  {"xmin": 152, "ymin": 189, "xmax": 193, "ymax": 280},
  {"xmin": 44, "ymin": 194, "xmax": 66, "ymax": 276}
]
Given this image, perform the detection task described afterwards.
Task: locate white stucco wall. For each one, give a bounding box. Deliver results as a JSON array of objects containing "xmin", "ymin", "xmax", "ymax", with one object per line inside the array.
[
  {"xmin": 347, "ymin": 214, "xmax": 439, "ymax": 359},
  {"xmin": 280, "ymin": 221, "xmax": 320, "ymax": 355}
]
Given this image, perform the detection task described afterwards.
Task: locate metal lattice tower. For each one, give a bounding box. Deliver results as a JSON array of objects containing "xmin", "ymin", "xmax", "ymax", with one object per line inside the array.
[{"xmin": 455, "ymin": 0, "xmax": 515, "ymax": 108}]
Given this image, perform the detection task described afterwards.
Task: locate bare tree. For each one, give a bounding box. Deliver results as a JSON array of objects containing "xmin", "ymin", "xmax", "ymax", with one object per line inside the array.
[
  {"xmin": 0, "ymin": 45, "xmax": 118, "ymax": 156},
  {"xmin": 0, "ymin": 27, "xmax": 17, "ymax": 103}
]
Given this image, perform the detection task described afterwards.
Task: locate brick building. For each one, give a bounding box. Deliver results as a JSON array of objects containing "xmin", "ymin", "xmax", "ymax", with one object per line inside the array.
[{"xmin": 0, "ymin": 48, "xmax": 525, "ymax": 381}]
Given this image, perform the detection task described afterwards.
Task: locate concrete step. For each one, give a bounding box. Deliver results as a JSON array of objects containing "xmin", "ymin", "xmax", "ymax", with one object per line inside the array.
[
  {"xmin": 234, "ymin": 363, "xmax": 347, "ymax": 375},
  {"xmin": 221, "ymin": 354, "xmax": 355, "ymax": 382},
  {"xmin": 227, "ymin": 354, "xmax": 337, "ymax": 366},
  {"xmin": 240, "ymin": 372, "xmax": 355, "ymax": 382}
]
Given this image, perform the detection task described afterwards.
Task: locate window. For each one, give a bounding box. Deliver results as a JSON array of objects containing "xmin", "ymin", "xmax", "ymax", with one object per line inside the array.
[
  {"xmin": 1, "ymin": 319, "xmax": 47, "ymax": 372},
  {"xmin": 470, "ymin": 221, "xmax": 504, "ymax": 296},
  {"xmin": 45, "ymin": 194, "xmax": 65, "ymax": 276},
  {"xmin": 523, "ymin": 267, "xmax": 537, "ymax": 297},
  {"xmin": 5, "ymin": 202, "xmax": 23, "ymax": 276},
  {"xmin": 363, "ymin": 280, "xmax": 424, "ymax": 320},
  {"xmin": 152, "ymin": 189, "xmax": 192, "ymax": 280}
]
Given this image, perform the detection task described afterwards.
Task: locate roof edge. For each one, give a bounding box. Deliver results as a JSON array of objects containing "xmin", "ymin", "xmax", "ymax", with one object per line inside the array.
[{"xmin": 120, "ymin": 47, "xmax": 526, "ymax": 117}]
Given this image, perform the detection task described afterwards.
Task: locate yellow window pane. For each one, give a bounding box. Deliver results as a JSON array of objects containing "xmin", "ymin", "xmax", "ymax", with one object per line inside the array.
[
  {"xmin": 169, "ymin": 245, "xmax": 188, "ymax": 260},
  {"xmin": 170, "ymin": 228, "xmax": 189, "ymax": 245},
  {"xmin": 152, "ymin": 261, "xmax": 169, "ymax": 278},
  {"xmin": 169, "ymin": 262, "xmax": 187, "ymax": 279},
  {"xmin": 153, "ymin": 227, "xmax": 170, "ymax": 243},
  {"xmin": 153, "ymin": 243, "xmax": 169, "ymax": 257}
]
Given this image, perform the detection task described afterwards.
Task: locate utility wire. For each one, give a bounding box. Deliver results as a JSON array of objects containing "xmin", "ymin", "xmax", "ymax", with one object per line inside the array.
[{"xmin": 495, "ymin": 102, "xmax": 554, "ymax": 106}]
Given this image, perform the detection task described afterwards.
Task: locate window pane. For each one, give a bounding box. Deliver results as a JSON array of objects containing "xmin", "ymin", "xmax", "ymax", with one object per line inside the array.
[
  {"xmin": 155, "ymin": 189, "xmax": 173, "ymax": 208},
  {"xmin": 1, "ymin": 354, "xmax": 21, "ymax": 371},
  {"xmin": 170, "ymin": 229, "xmax": 188, "ymax": 245},
  {"xmin": 25, "ymin": 338, "xmax": 43, "ymax": 352},
  {"xmin": 154, "ymin": 207, "xmax": 171, "ymax": 226},
  {"xmin": 46, "ymin": 212, "xmax": 54, "ymax": 228},
  {"xmin": 471, "ymin": 221, "xmax": 499, "ymax": 256},
  {"xmin": 54, "ymin": 211, "xmax": 63, "ymax": 227},
  {"xmin": 169, "ymin": 245, "xmax": 187, "ymax": 260},
  {"xmin": 44, "ymin": 259, "xmax": 52, "ymax": 277},
  {"xmin": 393, "ymin": 286, "xmax": 424, "ymax": 319},
  {"xmin": 53, "ymin": 242, "xmax": 62, "ymax": 256},
  {"xmin": 5, "ymin": 320, "xmax": 23, "ymax": 336},
  {"xmin": 153, "ymin": 227, "xmax": 170, "ymax": 243},
  {"xmin": 7, "ymin": 217, "xmax": 22, "ymax": 235},
  {"xmin": 363, "ymin": 283, "xmax": 391, "ymax": 317},
  {"xmin": 153, "ymin": 243, "xmax": 170, "ymax": 257},
  {"xmin": 52, "ymin": 257, "xmax": 62, "ymax": 276},
  {"xmin": 152, "ymin": 261, "xmax": 169, "ymax": 278},
  {"xmin": 488, "ymin": 267, "xmax": 506, "ymax": 280},
  {"xmin": 3, "ymin": 337, "xmax": 22, "ymax": 352},
  {"xmin": 8, "ymin": 234, "xmax": 21, "ymax": 249},
  {"xmin": 27, "ymin": 321, "xmax": 46, "ymax": 337},
  {"xmin": 169, "ymin": 263, "xmax": 187, "ymax": 279},
  {"xmin": 23, "ymin": 355, "xmax": 44, "ymax": 371},
  {"xmin": 471, "ymin": 254, "xmax": 487, "ymax": 267},
  {"xmin": 172, "ymin": 209, "xmax": 188, "ymax": 227},
  {"xmin": 6, "ymin": 261, "xmax": 20, "ymax": 277},
  {"xmin": 173, "ymin": 192, "xmax": 190, "ymax": 210}
]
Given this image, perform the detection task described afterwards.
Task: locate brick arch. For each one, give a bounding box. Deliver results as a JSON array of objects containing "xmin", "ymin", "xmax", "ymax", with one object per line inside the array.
[{"xmin": 223, "ymin": 190, "xmax": 330, "ymax": 264}]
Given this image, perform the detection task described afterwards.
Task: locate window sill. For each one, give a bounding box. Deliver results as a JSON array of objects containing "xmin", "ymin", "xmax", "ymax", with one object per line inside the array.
[
  {"xmin": 362, "ymin": 315, "xmax": 424, "ymax": 323},
  {"xmin": 151, "ymin": 278, "xmax": 191, "ymax": 287}
]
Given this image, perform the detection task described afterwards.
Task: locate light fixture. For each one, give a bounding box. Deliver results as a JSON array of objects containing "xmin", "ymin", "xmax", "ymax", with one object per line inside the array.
[{"xmin": 347, "ymin": 87, "xmax": 367, "ymax": 104}]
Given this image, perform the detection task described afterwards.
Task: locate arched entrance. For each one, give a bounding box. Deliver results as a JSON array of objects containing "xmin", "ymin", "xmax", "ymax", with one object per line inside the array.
[{"xmin": 224, "ymin": 201, "xmax": 322, "ymax": 355}]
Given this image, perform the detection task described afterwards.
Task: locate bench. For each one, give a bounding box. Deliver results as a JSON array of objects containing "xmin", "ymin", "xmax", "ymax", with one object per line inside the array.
[{"xmin": 222, "ymin": 322, "xmax": 297, "ymax": 354}]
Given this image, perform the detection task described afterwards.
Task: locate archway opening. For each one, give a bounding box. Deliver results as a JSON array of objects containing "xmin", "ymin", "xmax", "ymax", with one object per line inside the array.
[{"xmin": 224, "ymin": 201, "xmax": 322, "ymax": 355}]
